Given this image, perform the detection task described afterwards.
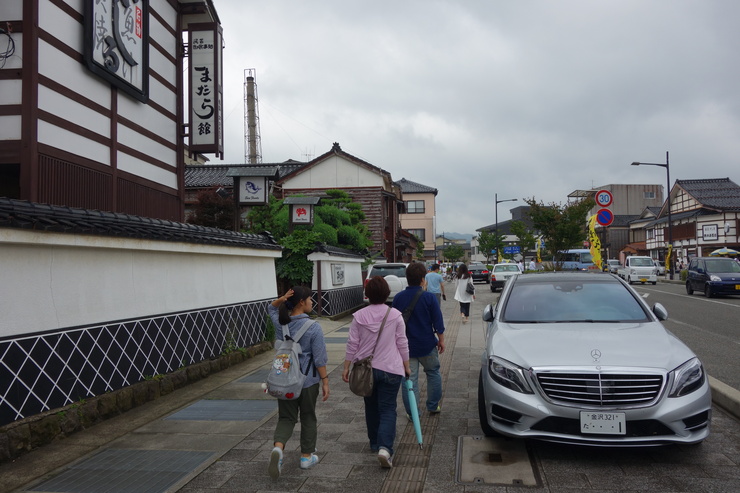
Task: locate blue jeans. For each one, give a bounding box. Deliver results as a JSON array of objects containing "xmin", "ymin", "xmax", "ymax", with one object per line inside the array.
[
  {"xmin": 402, "ymin": 347, "xmax": 442, "ymax": 416},
  {"xmin": 364, "ymin": 369, "xmax": 402, "ymax": 456}
]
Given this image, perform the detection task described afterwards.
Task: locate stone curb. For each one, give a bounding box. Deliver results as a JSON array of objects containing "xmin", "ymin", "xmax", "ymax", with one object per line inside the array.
[
  {"xmin": 0, "ymin": 341, "xmax": 273, "ymax": 464},
  {"xmin": 709, "ymin": 376, "xmax": 740, "ymax": 421}
]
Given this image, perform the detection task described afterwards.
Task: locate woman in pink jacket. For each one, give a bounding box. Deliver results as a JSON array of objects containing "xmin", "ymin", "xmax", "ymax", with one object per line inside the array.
[{"xmin": 342, "ymin": 276, "xmax": 410, "ymax": 469}]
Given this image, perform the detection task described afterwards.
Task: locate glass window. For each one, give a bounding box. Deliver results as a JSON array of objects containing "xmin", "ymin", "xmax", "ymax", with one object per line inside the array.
[
  {"xmin": 405, "ymin": 200, "xmax": 425, "ymax": 214},
  {"xmin": 502, "ymin": 280, "xmax": 650, "ymax": 323},
  {"xmin": 644, "ymin": 191, "xmax": 656, "ymax": 199},
  {"xmin": 408, "ymin": 229, "xmax": 426, "ymax": 241}
]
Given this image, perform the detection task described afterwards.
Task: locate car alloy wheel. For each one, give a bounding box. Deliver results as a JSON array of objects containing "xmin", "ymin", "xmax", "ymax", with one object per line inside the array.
[{"xmin": 686, "ymin": 282, "xmax": 693, "ymax": 295}]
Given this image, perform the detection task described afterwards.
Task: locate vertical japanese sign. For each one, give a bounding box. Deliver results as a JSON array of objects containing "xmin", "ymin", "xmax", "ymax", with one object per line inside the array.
[
  {"xmin": 84, "ymin": 0, "xmax": 149, "ymax": 102},
  {"xmin": 188, "ymin": 23, "xmax": 224, "ymax": 158},
  {"xmin": 291, "ymin": 205, "xmax": 314, "ymax": 224}
]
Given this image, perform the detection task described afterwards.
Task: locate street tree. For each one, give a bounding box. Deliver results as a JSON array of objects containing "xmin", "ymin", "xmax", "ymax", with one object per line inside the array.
[
  {"xmin": 509, "ymin": 220, "xmax": 537, "ymax": 256},
  {"xmin": 525, "ymin": 197, "xmax": 595, "ymax": 269},
  {"xmin": 443, "ymin": 244, "xmax": 464, "ymax": 263},
  {"xmin": 245, "ymin": 190, "xmax": 373, "ymax": 286},
  {"xmin": 187, "ymin": 188, "xmax": 235, "ymax": 230},
  {"xmin": 476, "ymin": 230, "xmax": 497, "ymax": 265}
]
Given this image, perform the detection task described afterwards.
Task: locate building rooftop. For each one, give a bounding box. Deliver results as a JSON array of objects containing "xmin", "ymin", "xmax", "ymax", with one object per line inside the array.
[
  {"xmin": 396, "ymin": 178, "xmax": 438, "ymax": 195},
  {"xmin": 677, "ymin": 178, "xmax": 740, "ymax": 211},
  {"xmin": 0, "ymin": 198, "xmax": 282, "ymax": 250}
]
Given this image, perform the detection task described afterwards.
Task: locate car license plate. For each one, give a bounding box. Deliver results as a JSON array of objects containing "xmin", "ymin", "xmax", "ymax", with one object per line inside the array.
[
  {"xmin": 639, "ymin": 278, "xmax": 647, "ymax": 282},
  {"xmin": 580, "ymin": 412, "xmax": 626, "ymax": 435},
  {"xmin": 735, "ymin": 285, "xmax": 740, "ymax": 290}
]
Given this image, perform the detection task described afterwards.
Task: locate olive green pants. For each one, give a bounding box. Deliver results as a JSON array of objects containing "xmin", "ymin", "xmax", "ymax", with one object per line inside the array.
[{"xmin": 273, "ymin": 383, "xmax": 320, "ymax": 454}]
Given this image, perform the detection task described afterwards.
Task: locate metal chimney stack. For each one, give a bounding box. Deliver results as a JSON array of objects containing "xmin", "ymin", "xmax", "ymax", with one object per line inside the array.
[{"xmin": 244, "ymin": 68, "xmax": 262, "ymax": 164}]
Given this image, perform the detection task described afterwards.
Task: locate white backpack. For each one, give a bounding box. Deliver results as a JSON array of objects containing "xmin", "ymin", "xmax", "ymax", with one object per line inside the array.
[{"xmin": 265, "ymin": 319, "xmax": 315, "ymax": 400}]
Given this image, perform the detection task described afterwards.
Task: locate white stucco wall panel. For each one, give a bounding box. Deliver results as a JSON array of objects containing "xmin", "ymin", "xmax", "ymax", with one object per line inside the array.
[
  {"xmin": 38, "ymin": 40, "xmax": 111, "ymax": 109},
  {"xmin": 148, "ymin": 46, "xmax": 178, "ymax": 90},
  {"xmin": 285, "ymin": 156, "xmax": 385, "ymax": 190},
  {"xmin": 0, "ymin": 230, "xmax": 281, "ymax": 338},
  {"xmin": 149, "ymin": 12, "xmax": 177, "ymax": 56},
  {"xmin": 117, "ymin": 151, "xmax": 177, "ymax": 188},
  {"xmin": 0, "ymin": 116, "xmax": 21, "ymax": 140},
  {"xmin": 38, "ymin": 120, "xmax": 111, "ymax": 165},
  {"xmin": 151, "ymin": 0, "xmax": 177, "ymax": 30},
  {"xmin": 39, "ymin": 0, "xmax": 82, "ymax": 53},
  {"xmin": 117, "ymin": 123, "xmax": 176, "ymax": 167},
  {"xmin": 0, "ymin": 79, "xmax": 21, "ymax": 105},
  {"xmin": 307, "ymin": 253, "xmax": 364, "ymax": 291},
  {"xmin": 117, "ymin": 94, "xmax": 176, "ymax": 144},
  {"xmin": 148, "ymin": 75, "xmax": 177, "ymax": 115},
  {"xmin": 38, "ymin": 85, "xmax": 110, "ymax": 139},
  {"xmin": 1, "ymin": 2, "xmax": 23, "ymax": 18}
]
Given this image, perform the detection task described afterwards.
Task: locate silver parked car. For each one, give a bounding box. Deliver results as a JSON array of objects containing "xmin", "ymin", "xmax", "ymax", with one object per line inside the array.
[{"xmin": 478, "ymin": 272, "xmax": 711, "ymax": 446}]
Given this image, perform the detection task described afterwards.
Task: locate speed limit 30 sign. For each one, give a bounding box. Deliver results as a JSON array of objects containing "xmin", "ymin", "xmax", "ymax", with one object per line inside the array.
[{"xmin": 595, "ymin": 189, "xmax": 613, "ymax": 208}]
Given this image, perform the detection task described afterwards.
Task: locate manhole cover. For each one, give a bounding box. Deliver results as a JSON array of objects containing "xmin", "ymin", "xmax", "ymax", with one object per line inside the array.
[{"xmin": 455, "ymin": 435, "xmax": 540, "ymax": 486}]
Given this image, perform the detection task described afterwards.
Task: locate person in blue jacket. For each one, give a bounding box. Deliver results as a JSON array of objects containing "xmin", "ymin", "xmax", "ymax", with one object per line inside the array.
[{"xmin": 392, "ymin": 262, "xmax": 446, "ymax": 417}]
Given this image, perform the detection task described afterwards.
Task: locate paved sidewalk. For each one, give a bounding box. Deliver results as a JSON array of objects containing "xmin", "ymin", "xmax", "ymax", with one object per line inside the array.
[{"xmin": 3, "ymin": 282, "xmax": 740, "ymax": 493}]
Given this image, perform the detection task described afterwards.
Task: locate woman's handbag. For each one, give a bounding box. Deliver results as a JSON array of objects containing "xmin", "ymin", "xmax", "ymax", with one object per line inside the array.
[
  {"xmin": 349, "ymin": 307, "xmax": 391, "ymax": 397},
  {"xmin": 466, "ymin": 279, "xmax": 475, "ymax": 295}
]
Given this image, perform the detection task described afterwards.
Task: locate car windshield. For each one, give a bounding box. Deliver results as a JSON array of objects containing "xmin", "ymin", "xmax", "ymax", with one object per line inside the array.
[
  {"xmin": 630, "ymin": 258, "xmax": 654, "ymax": 267},
  {"xmin": 502, "ymin": 280, "xmax": 650, "ymax": 323},
  {"xmin": 705, "ymin": 259, "xmax": 740, "ymax": 274},
  {"xmin": 495, "ymin": 265, "xmax": 520, "ymax": 272},
  {"xmin": 371, "ymin": 265, "xmax": 406, "ymax": 277}
]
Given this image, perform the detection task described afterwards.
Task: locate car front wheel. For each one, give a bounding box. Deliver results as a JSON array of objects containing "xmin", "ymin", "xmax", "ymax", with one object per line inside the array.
[
  {"xmin": 478, "ymin": 371, "xmax": 499, "ymax": 437},
  {"xmin": 705, "ymin": 284, "xmax": 714, "ymax": 298},
  {"xmin": 686, "ymin": 282, "xmax": 693, "ymax": 295}
]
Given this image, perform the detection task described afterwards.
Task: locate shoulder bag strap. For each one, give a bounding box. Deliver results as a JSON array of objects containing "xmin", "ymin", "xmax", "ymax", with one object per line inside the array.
[
  {"xmin": 292, "ymin": 319, "xmax": 315, "ymax": 343},
  {"xmin": 281, "ymin": 324, "xmax": 291, "ymax": 341},
  {"xmin": 402, "ymin": 289, "xmax": 424, "ymax": 324}
]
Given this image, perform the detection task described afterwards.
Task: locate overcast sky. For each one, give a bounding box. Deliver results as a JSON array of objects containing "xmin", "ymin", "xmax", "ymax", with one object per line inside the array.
[{"xmin": 210, "ymin": 0, "xmax": 740, "ymax": 235}]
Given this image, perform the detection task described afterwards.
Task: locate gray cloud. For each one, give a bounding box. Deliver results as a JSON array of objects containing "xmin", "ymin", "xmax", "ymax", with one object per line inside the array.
[{"xmin": 214, "ymin": 0, "xmax": 740, "ymax": 234}]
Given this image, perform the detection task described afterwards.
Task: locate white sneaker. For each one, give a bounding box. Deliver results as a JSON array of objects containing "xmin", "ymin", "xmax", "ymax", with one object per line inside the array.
[
  {"xmin": 268, "ymin": 447, "xmax": 283, "ymax": 480},
  {"xmin": 300, "ymin": 453, "xmax": 320, "ymax": 470},
  {"xmin": 378, "ymin": 448, "xmax": 393, "ymax": 468}
]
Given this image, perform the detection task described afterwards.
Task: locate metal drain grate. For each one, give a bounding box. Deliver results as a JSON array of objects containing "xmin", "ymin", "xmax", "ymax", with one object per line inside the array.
[
  {"xmin": 455, "ymin": 436, "xmax": 540, "ymax": 486},
  {"xmin": 165, "ymin": 399, "xmax": 276, "ymax": 421},
  {"xmin": 29, "ymin": 449, "xmax": 212, "ymax": 493}
]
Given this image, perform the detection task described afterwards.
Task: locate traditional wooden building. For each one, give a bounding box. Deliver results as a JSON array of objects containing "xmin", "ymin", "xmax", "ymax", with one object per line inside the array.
[{"xmin": 0, "ymin": 0, "xmax": 224, "ymax": 220}]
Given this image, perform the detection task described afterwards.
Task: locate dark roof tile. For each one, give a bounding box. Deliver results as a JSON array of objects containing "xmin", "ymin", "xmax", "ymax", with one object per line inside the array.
[
  {"xmin": 0, "ymin": 198, "xmax": 282, "ymax": 251},
  {"xmin": 677, "ymin": 178, "xmax": 740, "ymax": 210},
  {"xmin": 396, "ymin": 178, "xmax": 438, "ymax": 195}
]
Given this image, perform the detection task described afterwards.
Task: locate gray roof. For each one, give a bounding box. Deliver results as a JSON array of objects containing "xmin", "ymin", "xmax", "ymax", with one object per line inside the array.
[
  {"xmin": 313, "ymin": 243, "xmax": 365, "ymax": 258},
  {"xmin": 610, "ymin": 215, "xmax": 639, "ymax": 228},
  {"xmin": 0, "ymin": 198, "xmax": 282, "ymax": 250},
  {"xmin": 644, "ymin": 208, "xmax": 713, "ymax": 228},
  {"xmin": 396, "ymin": 178, "xmax": 438, "ymax": 195},
  {"xmin": 185, "ymin": 162, "xmax": 305, "ymax": 188},
  {"xmin": 677, "ymin": 178, "xmax": 740, "ymax": 210}
]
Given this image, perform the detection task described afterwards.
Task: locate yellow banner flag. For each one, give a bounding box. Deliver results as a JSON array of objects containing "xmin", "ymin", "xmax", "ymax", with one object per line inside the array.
[
  {"xmin": 665, "ymin": 244, "xmax": 672, "ymax": 273},
  {"xmin": 536, "ymin": 238, "xmax": 542, "ymax": 263},
  {"xmin": 588, "ymin": 215, "xmax": 602, "ymax": 270}
]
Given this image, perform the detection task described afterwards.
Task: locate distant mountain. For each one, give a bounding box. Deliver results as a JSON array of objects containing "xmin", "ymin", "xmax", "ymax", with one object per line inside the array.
[{"xmin": 440, "ymin": 232, "xmax": 474, "ymax": 242}]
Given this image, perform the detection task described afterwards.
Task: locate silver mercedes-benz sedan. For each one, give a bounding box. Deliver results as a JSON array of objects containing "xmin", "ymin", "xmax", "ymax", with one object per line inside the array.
[{"xmin": 478, "ymin": 272, "xmax": 711, "ymax": 446}]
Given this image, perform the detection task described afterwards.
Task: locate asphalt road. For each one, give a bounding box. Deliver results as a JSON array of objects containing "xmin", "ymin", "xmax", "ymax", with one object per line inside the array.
[{"xmin": 630, "ymin": 281, "xmax": 740, "ymax": 391}]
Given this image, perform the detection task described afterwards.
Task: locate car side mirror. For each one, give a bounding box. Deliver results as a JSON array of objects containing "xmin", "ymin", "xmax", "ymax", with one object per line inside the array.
[
  {"xmin": 482, "ymin": 303, "xmax": 494, "ymax": 322},
  {"xmin": 652, "ymin": 303, "xmax": 668, "ymax": 321}
]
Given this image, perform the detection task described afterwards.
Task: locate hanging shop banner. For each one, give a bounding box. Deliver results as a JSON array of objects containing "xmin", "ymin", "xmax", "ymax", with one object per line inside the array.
[
  {"xmin": 236, "ymin": 177, "xmax": 267, "ymax": 204},
  {"xmin": 84, "ymin": 0, "xmax": 149, "ymax": 102},
  {"xmin": 188, "ymin": 23, "xmax": 224, "ymax": 158}
]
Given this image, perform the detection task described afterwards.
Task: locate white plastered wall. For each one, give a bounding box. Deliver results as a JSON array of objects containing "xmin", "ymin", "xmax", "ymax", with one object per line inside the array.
[{"xmin": 0, "ymin": 230, "xmax": 281, "ymax": 338}]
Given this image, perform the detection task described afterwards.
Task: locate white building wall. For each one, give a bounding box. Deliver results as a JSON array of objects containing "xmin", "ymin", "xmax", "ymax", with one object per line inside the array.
[
  {"xmin": 0, "ymin": 230, "xmax": 281, "ymax": 338},
  {"xmin": 286, "ymin": 156, "xmax": 385, "ymax": 189}
]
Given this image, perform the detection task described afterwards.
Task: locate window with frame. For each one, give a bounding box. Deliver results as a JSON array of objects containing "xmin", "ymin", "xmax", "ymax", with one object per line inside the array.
[
  {"xmin": 644, "ymin": 191, "xmax": 656, "ymax": 199},
  {"xmin": 405, "ymin": 200, "xmax": 425, "ymax": 214},
  {"xmin": 408, "ymin": 229, "xmax": 426, "ymax": 241}
]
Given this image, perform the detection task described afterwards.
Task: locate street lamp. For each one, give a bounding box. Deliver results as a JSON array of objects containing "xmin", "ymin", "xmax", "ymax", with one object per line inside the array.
[
  {"xmin": 631, "ymin": 151, "xmax": 674, "ymax": 280},
  {"xmin": 495, "ymin": 193, "xmax": 518, "ymax": 263}
]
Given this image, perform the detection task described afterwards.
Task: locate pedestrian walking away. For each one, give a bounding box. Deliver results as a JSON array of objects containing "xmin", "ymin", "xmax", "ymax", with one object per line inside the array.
[
  {"xmin": 343, "ymin": 276, "xmax": 410, "ymax": 469},
  {"xmin": 392, "ymin": 263, "xmax": 446, "ymax": 420},
  {"xmin": 425, "ymin": 263, "xmax": 446, "ymax": 306},
  {"xmin": 266, "ymin": 287, "xmax": 330, "ymax": 481},
  {"xmin": 453, "ymin": 264, "xmax": 475, "ymax": 323}
]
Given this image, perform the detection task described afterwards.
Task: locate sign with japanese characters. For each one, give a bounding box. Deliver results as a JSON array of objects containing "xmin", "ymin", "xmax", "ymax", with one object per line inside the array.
[
  {"xmin": 85, "ymin": 0, "xmax": 149, "ymax": 102},
  {"xmin": 188, "ymin": 23, "xmax": 224, "ymax": 158},
  {"xmin": 331, "ymin": 264, "xmax": 345, "ymax": 285},
  {"xmin": 236, "ymin": 176, "xmax": 267, "ymax": 204},
  {"xmin": 291, "ymin": 204, "xmax": 314, "ymax": 224},
  {"xmin": 702, "ymin": 224, "xmax": 718, "ymax": 241}
]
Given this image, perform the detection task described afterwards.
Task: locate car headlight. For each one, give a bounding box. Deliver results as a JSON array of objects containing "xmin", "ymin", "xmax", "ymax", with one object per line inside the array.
[
  {"xmin": 487, "ymin": 356, "xmax": 533, "ymax": 394},
  {"xmin": 668, "ymin": 358, "xmax": 705, "ymax": 397},
  {"xmin": 709, "ymin": 275, "xmax": 721, "ymax": 282}
]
